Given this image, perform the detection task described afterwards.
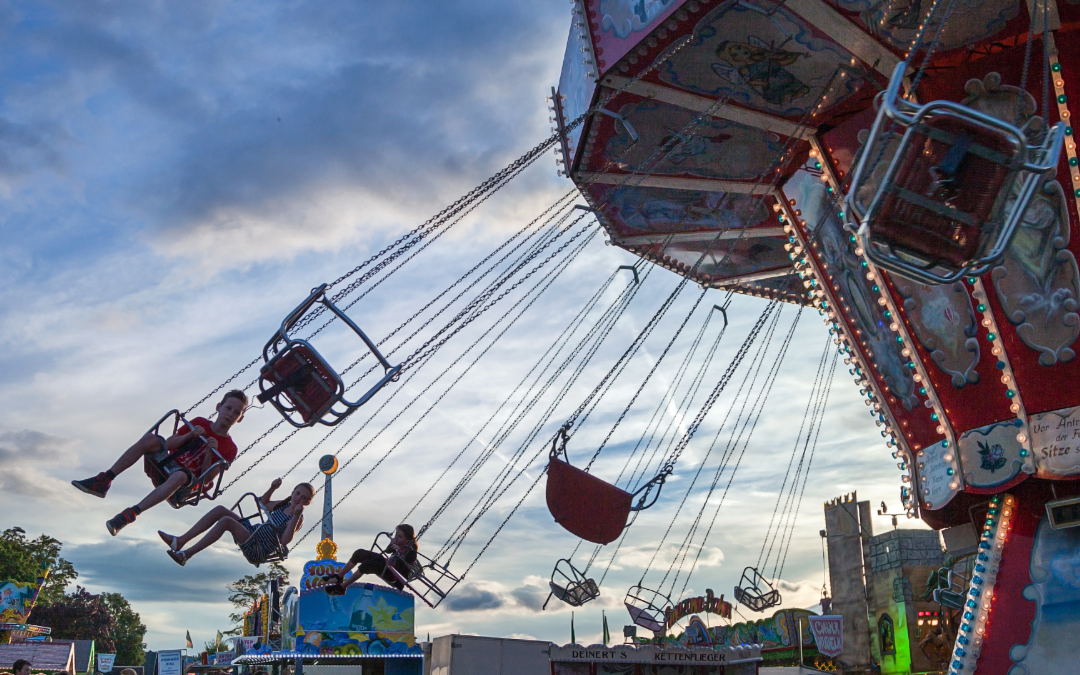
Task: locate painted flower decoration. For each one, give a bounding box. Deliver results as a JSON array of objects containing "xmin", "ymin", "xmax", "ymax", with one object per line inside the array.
[{"xmin": 978, "ymin": 441, "xmax": 1007, "ymax": 473}]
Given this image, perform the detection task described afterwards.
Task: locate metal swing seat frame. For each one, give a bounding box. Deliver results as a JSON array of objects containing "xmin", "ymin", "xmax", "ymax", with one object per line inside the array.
[
  {"xmin": 546, "ymin": 425, "xmax": 672, "ymax": 545},
  {"xmin": 257, "ymin": 284, "xmax": 402, "ymax": 428},
  {"xmin": 734, "ymin": 566, "xmax": 782, "ymax": 613},
  {"xmin": 932, "ymin": 566, "xmax": 970, "ymax": 611},
  {"xmin": 547, "ymin": 558, "xmax": 600, "ymax": 608},
  {"xmin": 624, "ymin": 584, "xmax": 672, "ymax": 633},
  {"xmin": 846, "ymin": 61, "xmax": 1065, "ymax": 285},
  {"xmin": 231, "ymin": 491, "xmax": 290, "ymax": 566},
  {"xmin": 371, "ymin": 532, "xmax": 460, "ymax": 609},
  {"xmin": 144, "ymin": 409, "xmax": 229, "ymax": 509}
]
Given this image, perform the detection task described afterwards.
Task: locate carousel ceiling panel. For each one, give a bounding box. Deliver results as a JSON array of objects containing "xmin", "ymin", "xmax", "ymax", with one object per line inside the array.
[
  {"xmin": 585, "ymin": 182, "xmax": 778, "ymax": 238},
  {"xmin": 655, "ymin": 231, "xmax": 793, "ymax": 280},
  {"xmin": 581, "ymin": 91, "xmax": 798, "ymax": 181},
  {"xmin": 584, "ymin": 0, "xmax": 693, "ymax": 76},
  {"xmin": 653, "ymin": 1, "xmax": 877, "ymax": 121},
  {"xmin": 823, "ymin": 0, "xmax": 1023, "ymax": 54}
]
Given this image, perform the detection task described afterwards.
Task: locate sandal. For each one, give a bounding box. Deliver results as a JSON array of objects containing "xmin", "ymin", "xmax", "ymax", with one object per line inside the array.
[
  {"xmin": 158, "ymin": 530, "xmax": 180, "ymax": 551},
  {"xmin": 168, "ymin": 549, "xmax": 187, "ymax": 566}
]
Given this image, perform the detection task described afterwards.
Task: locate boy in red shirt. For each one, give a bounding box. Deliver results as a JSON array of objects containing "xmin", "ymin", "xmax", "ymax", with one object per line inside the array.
[{"xmin": 72, "ymin": 390, "xmax": 248, "ymax": 536}]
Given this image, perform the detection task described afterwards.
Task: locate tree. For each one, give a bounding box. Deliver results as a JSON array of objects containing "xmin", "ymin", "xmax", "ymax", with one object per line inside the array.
[
  {"xmin": 225, "ymin": 562, "xmax": 289, "ymax": 635},
  {"xmin": 0, "ymin": 527, "xmax": 78, "ymax": 605},
  {"xmin": 102, "ymin": 593, "xmax": 148, "ymax": 665},
  {"xmin": 31, "ymin": 587, "xmax": 147, "ymax": 666}
]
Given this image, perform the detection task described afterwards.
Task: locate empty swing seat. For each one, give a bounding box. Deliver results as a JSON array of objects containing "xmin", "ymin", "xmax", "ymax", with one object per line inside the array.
[
  {"xmin": 546, "ymin": 427, "xmax": 671, "ymax": 545},
  {"xmin": 548, "ymin": 558, "xmax": 600, "ymax": 608},
  {"xmin": 258, "ymin": 283, "xmax": 402, "ymax": 428},
  {"xmin": 547, "ymin": 456, "xmax": 633, "ymax": 545},
  {"xmin": 734, "ymin": 566, "xmax": 781, "ymax": 613},
  {"xmin": 847, "ymin": 62, "xmax": 1064, "ymax": 285},
  {"xmin": 932, "ymin": 567, "xmax": 968, "ymax": 610},
  {"xmin": 625, "ymin": 585, "xmax": 671, "ymax": 633}
]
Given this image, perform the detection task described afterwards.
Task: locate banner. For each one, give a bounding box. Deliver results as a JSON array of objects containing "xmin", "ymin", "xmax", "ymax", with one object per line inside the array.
[
  {"xmin": 157, "ymin": 651, "xmax": 183, "ymax": 675},
  {"xmin": 808, "ymin": 615, "xmax": 844, "ymax": 658},
  {"xmin": 234, "ymin": 636, "xmax": 259, "ymax": 654},
  {"xmin": 97, "ymin": 654, "xmax": 116, "ymax": 674}
]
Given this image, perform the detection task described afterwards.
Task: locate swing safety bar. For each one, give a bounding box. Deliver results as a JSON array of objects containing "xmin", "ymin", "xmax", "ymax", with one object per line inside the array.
[
  {"xmin": 629, "ymin": 464, "xmax": 672, "ymax": 512},
  {"xmin": 258, "ymin": 284, "xmax": 402, "ymax": 428},
  {"xmin": 372, "ymin": 532, "xmax": 460, "ymax": 609},
  {"xmin": 144, "ymin": 409, "xmax": 229, "ymax": 509},
  {"xmin": 625, "ymin": 584, "xmax": 672, "ymax": 633},
  {"xmin": 932, "ymin": 566, "xmax": 969, "ymax": 610},
  {"xmin": 846, "ymin": 61, "xmax": 1065, "ymax": 285},
  {"xmin": 734, "ymin": 566, "xmax": 782, "ymax": 613},
  {"xmin": 231, "ymin": 492, "xmax": 289, "ymax": 565},
  {"xmin": 544, "ymin": 558, "xmax": 600, "ymax": 610}
]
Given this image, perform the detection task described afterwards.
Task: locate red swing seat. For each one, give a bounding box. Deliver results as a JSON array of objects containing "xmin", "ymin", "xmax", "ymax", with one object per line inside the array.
[
  {"xmin": 547, "ymin": 456, "xmax": 632, "ymax": 546},
  {"xmin": 847, "ymin": 62, "xmax": 1064, "ymax": 285},
  {"xmin": 259, "ymin": 344, "xmax": 341, "ymax": 425},
  {"xmin": 258, "ymin": 284, "xmax": 402, "ymax": 428},
  {"xmin": 546, "ymin": 426, "xmax": 670, "ymax": 545},
  {"xmin": 871, "ymin": 114, "xmax": 1016, "ymax": 269}
]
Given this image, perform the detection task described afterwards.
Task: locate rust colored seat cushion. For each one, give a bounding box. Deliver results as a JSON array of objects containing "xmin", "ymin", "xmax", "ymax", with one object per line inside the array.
[
  {"xmin": 262, "ymin": 345, "xmax": 339, "ymax": 422},
  {"xmin": 546, "ymin": 456, "xmax": 632, "ymax": 545},
  {"xmin": 871, "ymin": 115, "xmax": 1016, "ymax": 268}
]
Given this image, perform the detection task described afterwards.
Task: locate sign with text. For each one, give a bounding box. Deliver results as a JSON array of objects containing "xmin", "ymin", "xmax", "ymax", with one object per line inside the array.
[
  {"xmin": 157, "ymin": 651, "xmax": 182, "ymax": 675},
  {"xmin": 97, "ymin": 654, "xmax": 116, "ymax": 674},
  {"xmin": 548, "ymin": 643, "xmax": 761, "ymax": 665},
  {"xmin": 1031, "ymin": 406, "xmax": 1080, "ymax": 477},
  {"xmin": 917, "ymin": 440, "xmax": 960, "ymax": 510},
  {"xmin": 808, "ymin": 615, "xmax": 843, "ymax": 657},
  {"xmin": 233, "ymin": 636, "xmax": 259, "ymax": 654}
]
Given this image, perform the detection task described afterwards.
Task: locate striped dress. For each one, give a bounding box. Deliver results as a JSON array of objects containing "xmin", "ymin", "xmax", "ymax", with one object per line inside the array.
[{"xmin": 239, "ymin": 503, "xmax": 299, "ymax": 565}]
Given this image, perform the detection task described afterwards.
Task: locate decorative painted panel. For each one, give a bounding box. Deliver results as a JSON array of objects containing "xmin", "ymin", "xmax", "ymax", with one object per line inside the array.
[
  {"xmin": 586, "ymin": 0, "xmax": 691, "ymax": 75},
  {"xmin": 829, "ymin": 0, "xmax": 1021, "ymax": 53},
  {"xmin": 893, "ymin": 278, "xmax": 981, "ymax": 389},
  {"xmin": 592, "ymin": 184, "xmax": 772, "ymax": 235},
  {"xmin": 558, "ymin": 15, "xmax": 599, "ymax": 167},
  {"xmin": 957, "ymin": 419, "xmax": 1027, "ymax": 488},
  {"xmin": 1029, "ymin": 405, "xmax": 1080, "ymax": 478},
  {"xmin": 603, "ymin": 99, "xmax": 787, "ymax": 180},
  {"xmin": 916, "ymin": 439, "xmax": 960, "ymax": 510},
  {"xmin": 658, "ymin": 2, "xmax": 867, "ymax": 118}
]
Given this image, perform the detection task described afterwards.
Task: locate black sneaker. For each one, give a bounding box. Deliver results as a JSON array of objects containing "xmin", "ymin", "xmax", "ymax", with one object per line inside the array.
[
  {"xmin": 72, "ymin": 472, "xmax": 112, "ymax": 498},
  {"xmin": 106, "ymin": 508, "xmax": 138, "ymax": 536}
]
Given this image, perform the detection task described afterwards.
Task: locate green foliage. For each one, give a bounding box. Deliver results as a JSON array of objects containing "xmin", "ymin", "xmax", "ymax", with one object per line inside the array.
[
  {"xmin": 31, "ymin": 587, "xmax": 146, "ymax": 665},
  {"xmin": 0, "ymin": 527, "xmax": 78, "ymax": 605},
  {"xmin": 102, "ymin": 593, "xmax": 148, "ymax": 665},
  {"xmin": 225, "ymin": 562, "xmax": 289, "ymax": 635},
  {"xmin": 204, "ymin": 632, "xmax": 229, "ymax": 654}
]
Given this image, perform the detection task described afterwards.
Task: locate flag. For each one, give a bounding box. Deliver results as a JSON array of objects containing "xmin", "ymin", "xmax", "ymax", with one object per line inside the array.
[
  {"xmin": 603, "ymin": 610, "xmax": 610, "ymax": 646},
  {"xmin": 186, "ymin": 631, "xmax": 193, "ymax": 649},
  {"xmin": 571, "ymin": 611, "xmax": 576, "ymax": 645},
  {"xmin": 215, "ymin": 630, "xmax": 222, "ymax": 649}
]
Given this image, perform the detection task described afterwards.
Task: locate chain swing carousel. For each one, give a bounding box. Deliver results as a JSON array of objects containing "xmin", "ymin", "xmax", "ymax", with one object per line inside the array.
[{"xmin": 552, "ymin": 0, "xmax": 1080, "ymax": 672}]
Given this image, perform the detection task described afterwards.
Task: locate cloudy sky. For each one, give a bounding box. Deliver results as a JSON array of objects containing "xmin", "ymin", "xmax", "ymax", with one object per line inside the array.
[{"xmin": 0, "ymin": 0, "xmax": 922, "ymax": 652}]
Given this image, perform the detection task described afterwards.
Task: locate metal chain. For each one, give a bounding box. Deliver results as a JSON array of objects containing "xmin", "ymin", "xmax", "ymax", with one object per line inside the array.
[
  {"xmin": 293, "ymin": 228, "xmax": 599, "ymax": 547},
  {"xmin": 584, "ymin": 289, "xmax": 708, "ymax": 470}
]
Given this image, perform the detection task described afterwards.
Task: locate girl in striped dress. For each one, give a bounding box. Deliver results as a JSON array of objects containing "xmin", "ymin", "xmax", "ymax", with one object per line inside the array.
[{"xmin": 159, "ymin": 479, "xmax": 314, "ymax": 566}]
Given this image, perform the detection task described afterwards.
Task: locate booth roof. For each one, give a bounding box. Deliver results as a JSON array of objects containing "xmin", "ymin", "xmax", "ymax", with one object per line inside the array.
[{"xmin": 0, "ymin": 642, "xmax": 77, "ymax": 672}]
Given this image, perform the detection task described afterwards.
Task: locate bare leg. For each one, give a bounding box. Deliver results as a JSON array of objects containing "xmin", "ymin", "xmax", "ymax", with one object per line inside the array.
[
  {"xmin": 108, "ymin": 434, "xmax": 162, "ymax": 477},
  {"xmin": 135, "ymin": 471, "xmax": 188, "ymax": 513},
  {"xmin": 182, "ymin": 518, "xmax": 251, "ymax": 559},
  {"xmin": 164, "ymin": 506, "xmax": 236, "ymax": 550}
]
